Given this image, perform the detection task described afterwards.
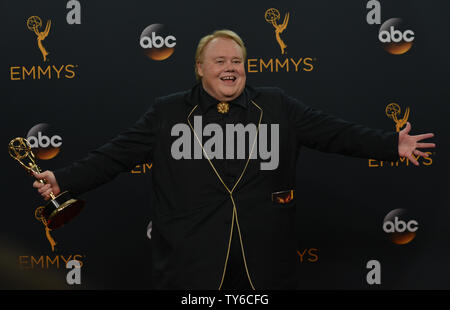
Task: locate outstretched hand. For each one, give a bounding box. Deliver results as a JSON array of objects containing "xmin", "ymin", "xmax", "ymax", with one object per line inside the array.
[{"xmin": 398, "ymin": 122, "xmax": 436, "ymax": 166}]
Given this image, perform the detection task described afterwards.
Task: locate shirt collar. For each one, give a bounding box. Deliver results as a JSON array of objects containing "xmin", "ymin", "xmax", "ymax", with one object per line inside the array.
[{"xmin": 200, "ymin": 84, "xmax": 248, "ymax": 112}]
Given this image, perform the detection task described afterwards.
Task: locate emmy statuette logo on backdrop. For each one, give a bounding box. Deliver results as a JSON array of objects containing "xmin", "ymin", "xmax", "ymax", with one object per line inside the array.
[
  {"xmin": 264, "ymin": 8, "xmax": 289, "ymax": 55},
  {"xmin": 385, "ymin": 103, "xmax": 410, "ymax": 132},
  {"xmin": 27, "ymin": 16, "xmax": 51, "ymax": 62},
  {"xmin": 247, "ymin": 8, "xmax": 315, "ymax": 73}
]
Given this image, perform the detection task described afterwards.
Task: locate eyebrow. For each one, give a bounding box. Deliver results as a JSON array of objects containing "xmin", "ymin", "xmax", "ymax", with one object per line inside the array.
[{"xmin": 214, "ymin": 56, "xmax": 242, "ymax": 60}]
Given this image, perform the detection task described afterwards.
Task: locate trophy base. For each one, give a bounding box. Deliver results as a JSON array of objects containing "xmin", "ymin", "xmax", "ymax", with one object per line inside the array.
[{"xmin": 41, "ymin": 191, "xmax": 85, "ymax": 230}]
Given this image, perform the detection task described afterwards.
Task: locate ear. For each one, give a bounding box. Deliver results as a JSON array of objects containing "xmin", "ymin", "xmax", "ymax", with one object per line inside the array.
[{"xmin": 196, "ymin": 62, "xmax": 203, "ymax": 78}]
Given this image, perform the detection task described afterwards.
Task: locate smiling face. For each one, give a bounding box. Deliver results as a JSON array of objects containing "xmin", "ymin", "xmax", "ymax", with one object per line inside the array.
[{"xmin": 196, "ymin": 37, "xmax": 246, "ymax": 102}]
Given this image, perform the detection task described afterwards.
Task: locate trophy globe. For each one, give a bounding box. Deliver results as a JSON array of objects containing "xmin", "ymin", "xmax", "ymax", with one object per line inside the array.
[{"xmin": 265, "ymin": 8, "xmax": 280, "ymax": 24}]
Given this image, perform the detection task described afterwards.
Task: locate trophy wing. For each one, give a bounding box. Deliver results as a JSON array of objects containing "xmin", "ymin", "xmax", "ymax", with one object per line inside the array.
[
  {"xmin": 43, "ymin": 20, "xmax": 51, "ymax": 38},
  {"xmin": 403, "ymin": 107, "xmax": 410, "ymax": 122},
  {"xmin": 399, "ymin": 107, "xmax": 410, "ymax": 128},
  {"xmin": 279, "ymin": 13, "xmax": 289, "ymax": 32}
]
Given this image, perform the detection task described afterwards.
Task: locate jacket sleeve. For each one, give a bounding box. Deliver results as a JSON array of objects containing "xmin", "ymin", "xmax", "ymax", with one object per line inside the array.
[
  {"xmin": 53, "ymin": 100, "xmax": 160, "ymax": 196},
  {"xmin": 285, "ymin": 92, "xmax": 399, "ymax": 161}
]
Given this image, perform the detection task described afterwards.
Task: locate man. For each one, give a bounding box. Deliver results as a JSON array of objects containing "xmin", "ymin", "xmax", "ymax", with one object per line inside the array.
[{"xmin": 33, "ymin": 30, "xmax": 435, "ymax": 289}]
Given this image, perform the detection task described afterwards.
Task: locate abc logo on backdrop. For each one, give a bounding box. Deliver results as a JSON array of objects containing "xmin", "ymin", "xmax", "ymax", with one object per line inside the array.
[
  {"xmin": 378, "ymin": 18, "xmax": 414, "ymax": 55},
  {"xmin": 140, "ymin": 23, "xmax": 176, "ymax": 61},
  {"xmin": 366, "ymin": 0, "xmax": 415, "ymax": 55},
  {"xmin": 26, "ymin": 123, "xmax": 62, "ymax": 160},
  {"xmin": 382, "ymin": 209, "xmax": 418, "ymax": 245}
]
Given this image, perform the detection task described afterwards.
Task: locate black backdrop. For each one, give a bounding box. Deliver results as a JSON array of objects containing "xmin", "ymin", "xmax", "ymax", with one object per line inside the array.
[{"xmin": 1, "ymin": 0, "xmax": 449, "ymax": 290}]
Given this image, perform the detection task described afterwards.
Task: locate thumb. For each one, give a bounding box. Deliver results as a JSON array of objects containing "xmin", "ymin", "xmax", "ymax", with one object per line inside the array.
[
  {"xmin": 402, "ymin": 122, "xmax": 411, "ymax": 134},
  {"xmin": 33, "ymin": 170, "xmax": 48, "ymax": 180}
]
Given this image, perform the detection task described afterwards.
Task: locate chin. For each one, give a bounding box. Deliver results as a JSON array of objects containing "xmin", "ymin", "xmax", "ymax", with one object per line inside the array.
[
  {"xmin": 221, "ymin": 92, "xmax": 239, "ymax": 100},
  {"xmin": 222, "ymin": 87, "xmax": 244, "ymax": 99}
]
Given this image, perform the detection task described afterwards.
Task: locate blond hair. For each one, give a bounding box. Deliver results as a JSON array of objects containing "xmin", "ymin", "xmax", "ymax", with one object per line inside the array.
[{"xmin": 194, "ymin": 29, "xmax": 247, "ymax": 81}]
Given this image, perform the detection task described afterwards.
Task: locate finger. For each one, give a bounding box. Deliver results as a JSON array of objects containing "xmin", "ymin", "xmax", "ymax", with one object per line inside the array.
[
  {"xmin": 38, "ymin": 184, "xmax": 51, "ymax": 194},
  {"xmin": 416, "ymin": 142, "xmax": 436, "ymax": 148},
  {"xmin": 33, "ymin": 180, "xmax": 44, "ymax": 189},
  {"xmin": 37, "ymin": 184, "xmax": 48, "ymax": 194},
  {"xmin": 42, "ymin": 189, "xmax": 53, "ymax": 200},
  {"xmin": 33, "ymin": 171, "xmax": 51, "ymax": 182},
  {"xmin": 32, "ymin": 171, "xmax": 44, "ymax": 179},
  {"xmin": 415, "ymin": 133, "xmax": 434, "ymax": 141},
  {"xmin": 413, "ymin": 150, "xmax": 429, "ymax": 158},
  {"xmin": 402, "ymin": 122, "xmax": 411, "ymax": 134},
  {"xmin": 408, "ymin": 154, "xmax": 419, "ymax": 166}
]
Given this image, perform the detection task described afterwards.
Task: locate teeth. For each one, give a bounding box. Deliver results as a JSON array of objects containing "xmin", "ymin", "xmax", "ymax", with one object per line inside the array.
[{"xmin": 221, "ymin": 76, "xmax": 235, "ymax": 80}]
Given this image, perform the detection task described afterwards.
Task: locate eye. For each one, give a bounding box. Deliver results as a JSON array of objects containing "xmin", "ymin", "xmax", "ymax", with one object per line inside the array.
[
  {"xmin": 216, "ymin": 59, "xmax": 224, "ymax": 64},
  {"xmin": 232, "ymin": 59, "xmax": 242, "ymax": 64}
]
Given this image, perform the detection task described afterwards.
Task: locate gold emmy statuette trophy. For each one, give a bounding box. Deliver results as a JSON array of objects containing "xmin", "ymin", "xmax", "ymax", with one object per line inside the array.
[{"xmin": 8, "ymin": 137, "xmax": 84, "ymax": 250}]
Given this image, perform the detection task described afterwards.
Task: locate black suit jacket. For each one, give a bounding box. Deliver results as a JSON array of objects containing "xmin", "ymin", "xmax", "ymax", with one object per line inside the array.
[{"xmin": 54, "ymin": 84, "xmax": 399, "ymax": 289}]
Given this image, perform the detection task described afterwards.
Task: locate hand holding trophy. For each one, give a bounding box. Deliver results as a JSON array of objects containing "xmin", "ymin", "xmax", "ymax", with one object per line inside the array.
[{"xmin": 8, "ymin": 137, "xmax": 85, "ymax": 251}]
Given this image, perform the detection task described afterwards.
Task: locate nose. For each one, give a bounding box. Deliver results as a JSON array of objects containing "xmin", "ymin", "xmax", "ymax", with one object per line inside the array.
[{"xmin": 224, "ymin": 60, "xmax": 235, "ymax": 72}]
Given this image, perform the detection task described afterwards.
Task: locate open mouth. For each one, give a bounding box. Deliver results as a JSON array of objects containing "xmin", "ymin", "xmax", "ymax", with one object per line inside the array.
[{"xmin": 220, "ymin": 76, "xmax": 236, "ymax": 83}]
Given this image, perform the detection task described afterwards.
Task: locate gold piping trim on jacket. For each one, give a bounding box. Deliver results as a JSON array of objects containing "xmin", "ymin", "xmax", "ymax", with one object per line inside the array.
[{"xmin": 187, "ymin": 100, "xmax": 263, "ymax": 290}]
